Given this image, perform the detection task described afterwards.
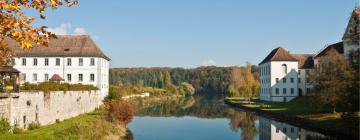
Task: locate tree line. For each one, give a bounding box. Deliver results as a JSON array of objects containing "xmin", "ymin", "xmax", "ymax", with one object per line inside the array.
[{"xmin": 110, "ymin": 65, "xmax": 260, "ymax": 96}]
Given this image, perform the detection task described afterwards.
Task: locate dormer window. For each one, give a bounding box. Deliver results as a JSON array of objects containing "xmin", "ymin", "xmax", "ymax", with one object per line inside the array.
[{"xmin": 282, "ymin": 64, "xmax": 287, "ymax": 74}]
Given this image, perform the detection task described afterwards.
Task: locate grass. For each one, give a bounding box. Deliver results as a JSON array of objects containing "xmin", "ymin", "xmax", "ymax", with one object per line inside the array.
[
  {"xmin": 0, "ymin": 110, "xmax": 128, "ymax": 140},
  {"xmin": 226, "ymin": 96, "xmax": 360, "ymax": 135},
  {"xmin": 229, "ymin": 96, "xmax": 335, "ymax": 115}
]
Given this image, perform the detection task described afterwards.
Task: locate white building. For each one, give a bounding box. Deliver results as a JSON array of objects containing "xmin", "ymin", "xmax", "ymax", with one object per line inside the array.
[
  {"xmin": 259, "ymin": 9, "xmax": 359, "ymax": 102},
  {"xmin": 6, "ymin": 35, "xmax": 110, "ymax": 99},
  {"xmin": 259, "ymin": 47, "xmax": 311, "ymax": 102}
]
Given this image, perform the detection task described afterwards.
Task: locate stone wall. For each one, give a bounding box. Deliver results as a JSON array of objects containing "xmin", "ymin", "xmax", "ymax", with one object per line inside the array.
[{"xmin": 0, "ymin": 90, "xmax": 102, "ymax": 129}]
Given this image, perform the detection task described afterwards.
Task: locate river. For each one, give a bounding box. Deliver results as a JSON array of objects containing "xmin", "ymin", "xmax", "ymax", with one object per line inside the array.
[{"xmin": 127, "ymin": 95, "xmax": 335, "ymax": 140}]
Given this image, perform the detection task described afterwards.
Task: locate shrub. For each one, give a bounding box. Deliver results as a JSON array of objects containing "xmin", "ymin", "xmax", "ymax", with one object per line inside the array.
[
  {"xmin": 13, "ymin": 127, "xmax": 25, "ymax": 134},
  {"xmin": 28, "ymin": 122, "xmax": 41, "ymax": 130},
  {"xmin": 56, "ymin": 119, "xmax": 60, "ymax": 123},
  {"xmin": 0, "ymin": 118, "xmax": 10, "ymax": 134},
  {"xmin": 20, "ymin": 82, "xmax": 98, "ymax": 92},
  {"xmin": 106, "ymin": 86, "xmax": 122, "ymax": 101},
  {"xmin": 106, "ymin": 100, "xmax": 134, "ymax": 126}
]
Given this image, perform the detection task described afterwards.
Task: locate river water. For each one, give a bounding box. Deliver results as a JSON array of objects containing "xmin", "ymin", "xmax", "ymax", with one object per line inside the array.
[{"xmin": 128, "ymin": 95, "xmax": 334, "ymax": 140}]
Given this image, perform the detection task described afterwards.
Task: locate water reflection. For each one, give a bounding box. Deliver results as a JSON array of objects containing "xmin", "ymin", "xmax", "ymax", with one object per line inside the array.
[
  {"xmin": 129, "ymin": 95, "xmax": 335, "ymax": 140},
  {"xmin": 227, "ymin": 109, "xmax": 258, "ymax": 140},
  {"xmin": 259, "ymin": 117, "xmax": 333, "ymax": 140}
]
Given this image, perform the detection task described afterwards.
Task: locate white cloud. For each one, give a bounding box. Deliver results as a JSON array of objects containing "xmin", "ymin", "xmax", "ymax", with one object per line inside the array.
[
  {"xmin": 47, "ymin": 23, "xmax": 87, "ymax": 35},
  {"xmin": 73, "ymin": 27, "xmax": 86, "ymax": 35},
  {"xmin": 201, "ymin": 59, "xmax": 217, "ymax": 66}
]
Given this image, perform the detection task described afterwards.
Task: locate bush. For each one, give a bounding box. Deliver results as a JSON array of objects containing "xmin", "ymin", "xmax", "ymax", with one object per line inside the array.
[
  {"xmin": 13, "ymin": 127, "xmax": 25, "ymax": 134},
  {"xmin": 106, "ymin": 86, "xmax": 122, "ymax": 101},
  {"xmin": 28, "ymin": 122, "xmax": 41, "ymax": 130},
  {"xmin": 20, "ymin": 82, "xmax": 98, "ymax": 92},
  {"xmin": 0, "ymin": 118, "xmax": 10, "ymax": 134},
  {"xmin": 105, "ymin": 100, "xmax": 134, "ymax": 126}
]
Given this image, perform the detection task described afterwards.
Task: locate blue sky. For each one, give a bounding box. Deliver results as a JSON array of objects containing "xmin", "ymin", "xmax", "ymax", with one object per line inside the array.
[{"xmin": 32, "ymin": 0, "xmax": 357, "ymax": 68}]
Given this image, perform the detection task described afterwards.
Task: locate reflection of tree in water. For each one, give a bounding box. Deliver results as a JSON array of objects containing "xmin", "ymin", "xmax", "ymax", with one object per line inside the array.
[
  {"xmin": 132, "ymin": 95, "xmax": 228, "ymax": 118},
  {"xmin": 227, "ymin": 108, "xmax": 258, "ymax": 140}
]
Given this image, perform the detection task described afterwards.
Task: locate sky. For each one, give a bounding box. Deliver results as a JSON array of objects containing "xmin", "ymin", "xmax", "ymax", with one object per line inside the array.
[{"xmin": 30, "ymin": 0, "xmax": 358, "ymax": 68}]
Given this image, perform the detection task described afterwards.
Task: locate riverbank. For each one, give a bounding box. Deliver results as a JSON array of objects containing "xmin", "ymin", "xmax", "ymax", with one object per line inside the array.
[
  {"xmin": 225, "ymin": 97, "xmax": 359, "ymax": 140},
  {"xmin": 0, "ymin": 109, "xmax": 131, "ymax": 140}
]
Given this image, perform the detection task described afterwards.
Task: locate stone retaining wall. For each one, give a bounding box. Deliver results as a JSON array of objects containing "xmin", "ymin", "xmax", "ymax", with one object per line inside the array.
[{"xmin": 0, "ymin": 90, "xmax": 102, "ymax": 129}]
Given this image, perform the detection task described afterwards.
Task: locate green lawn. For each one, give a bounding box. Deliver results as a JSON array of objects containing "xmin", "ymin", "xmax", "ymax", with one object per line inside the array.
[
  {"xmin": 226, "ymin": 96, "xmax": 360, "ymax": 134},
  {"xmin": 0, "ymin": 111, "xmax": 128, "ymax": 140}
]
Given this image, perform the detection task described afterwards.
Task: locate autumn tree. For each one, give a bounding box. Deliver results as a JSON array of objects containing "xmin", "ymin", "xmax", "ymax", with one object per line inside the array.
[
  {"xmin": 311, "ymin": 49, "xmax": 355, "ymax": 113},
  {"xmin": 0, "ymin": 0, "xmax": 78, "ymax": 65},
  {"xmin": 228, "ymin": 63, "xmax": 260, "ymax": 100},
  {"xmin": 106, "ymin": 100, "xmax": 134, "ymax": 127}
]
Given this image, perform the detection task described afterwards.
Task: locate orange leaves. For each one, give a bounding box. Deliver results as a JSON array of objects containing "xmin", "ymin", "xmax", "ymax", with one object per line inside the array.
[
  {"xmin": 0, "ymin": 0, "xmax": 77, "ymax": 50},
  {"xmin": 0, "ymin": 0, "xmax": 77, "ymax": 65}
]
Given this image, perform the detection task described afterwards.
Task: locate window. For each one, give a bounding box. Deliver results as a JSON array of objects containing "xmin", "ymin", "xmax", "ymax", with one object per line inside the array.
[
  {"xmin": 33, "ymin": 73, "xmax": 37, "ymax": 81},
  {"xmin": 67, "ymin": 74, "xmax": 72, "ymax": 81},
  {"xmin": 22, "ymin": 58, "xmax": 26, "ymax": 66},
  {"xmin": 290, "ymin": 88, "xmax": 294, "ymax": 94},
  {"xmin": 44, "ymin": 74, "xmax": 49, "ymax": 81},
  {"xmin": 56, "ymin": 58, "xmax": 60, "ymax": 66},
  {"xmin": 291, "ymin": 127, "xmax": 294, "ymax": 133},
  {"xmin": 290, "ymin": 78, "xmax": 294, "ymax": 83},
  {"xmin": 298, "ymin": 78, "xmax": 301, "ymax": 83},
  {"xmin": 298, "ymin": 70, "xmax": 300, "ymax": 75},
  {"xmin": 282, "ymin": 64, "xmax": 287, "ymax": 74},
  {"xmin": 276, "ymin": 128, "xmax": 279, "ymax": 133},
  {"xmin": 79, "ymin": 58, "xmax": 83, "ymax": 66},
  {"xmin": 275, "ymin": 88, "xmax": 279, "ymax": 94},
  {"xmin": 283, "ymin": 88, "xmax": 287, "ymax": 94},
  {"xmin": 283, "ymin": 128, "xmax": 287, "ymax": 133},
  {"xmin": 306, "ymin": 88, "xmax": 310, "ymax": 93},
  {"xmin": 67, "ymin": 58, "xmax": 72, "ymax": 66},
  {"xmin": 90, "ymin": 74, "xmax": 95, "ymax": 82},
  {"xmin": 90, "ymin": 58, "xmax": 95, "ymax": 66},
  {"xmin": 78, "ymin": 74, "xmax": 83, "ymax": 82},
  {"xmin": 21, "ymin": 74, "xmax": 26, "ymax": 81},
  {"xmin": 283, "ymin": 78, "xmax": 287, "ymax": 83},
  {"xmin": 276, "ymin": 78, "xmax": 279, "ymax": 83},
  {"xmin": 33, "ymin": 58, "xmax": 37, "ymax": 66},
  {"xmin": 306, "ymin": 78, "xmax": 310, "ymax": 83},
  {"xmin": 306, "ymin": 70, "xmax": 310, "ymax": 76},
  {"xmin": 44, "ymin": 58, "xmax": 49, "ymax": 66}
]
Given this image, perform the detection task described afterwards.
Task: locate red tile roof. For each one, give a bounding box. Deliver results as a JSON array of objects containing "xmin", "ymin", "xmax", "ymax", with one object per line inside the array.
[
  {"xmin": 291, "ymin": 54, "xmax": 314, "ymax": 69},
  {"xmin": 49, "ymin": 74, "xmax": 64, "ymax": 82},
  {"xmin": 5, "ymin": 35, "xmax": 110, "ymax": 61},
  {"xmin": 259, "ymin": 47, "xmax": 298, "ymax": 65},
  {"xmin": 0, "ymin": 66, "xmax": 20, "ymax": 73}
]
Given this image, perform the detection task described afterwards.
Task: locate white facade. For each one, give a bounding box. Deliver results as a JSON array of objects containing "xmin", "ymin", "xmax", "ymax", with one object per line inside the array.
[
  {"xmin": 13, "ymin": 57, "xmax": 109, "ymax": 99},
  {"xmin": 260, "ymin": 61, "xmax": 299, "ymax": 102}
]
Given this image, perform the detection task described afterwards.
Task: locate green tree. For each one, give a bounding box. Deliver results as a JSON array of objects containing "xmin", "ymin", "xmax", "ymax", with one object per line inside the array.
[{"xmin": 164, "ymin": 71, "xmax": 172, "ymax": 88}]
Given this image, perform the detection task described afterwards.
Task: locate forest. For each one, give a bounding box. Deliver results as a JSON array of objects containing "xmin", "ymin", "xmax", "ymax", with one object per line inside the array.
[{"xmin": 110, "ymin": 65, "xmax": 259, "ymax": 96}]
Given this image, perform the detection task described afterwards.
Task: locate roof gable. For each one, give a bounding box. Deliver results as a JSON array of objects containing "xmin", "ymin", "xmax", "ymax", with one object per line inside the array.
[
  {"xmin": 259, "ymin": 47, "xmax": 298, "ymax": 65},
  {"xmin": 6, "ymin": 35, "xmax": 110, "ymax": 61},
  {"xmin": 314, "ymin": 42, "xmax": 344, "ymax": 58}
]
